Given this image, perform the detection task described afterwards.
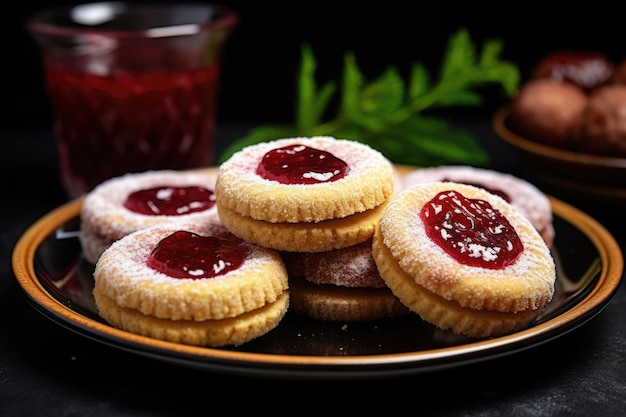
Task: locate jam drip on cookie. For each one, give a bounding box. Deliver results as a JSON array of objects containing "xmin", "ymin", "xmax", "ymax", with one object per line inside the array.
[
  {"xmin": 420, "ymin": 190, "xmax": 523, "ymax": 269},
  {"xmin": 147, "ymin": 231, "xmax": 245, "ymax": 279},
  {"xmin": 124, "ymin": 186, "xmax": 216, "ymax": 215},
  {"xmin": 256, "ymin": 144, "xmax": 349, "ymax": 184}
]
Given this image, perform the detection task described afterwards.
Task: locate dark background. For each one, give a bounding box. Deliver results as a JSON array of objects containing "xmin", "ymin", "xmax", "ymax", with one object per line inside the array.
[
  {"xmin": 3, "ymin": 5, "xmax": 626, "ymax": 416},
  {"xmin": 4, "ymin": 1, "xmax": 624, "ymax": 134}
]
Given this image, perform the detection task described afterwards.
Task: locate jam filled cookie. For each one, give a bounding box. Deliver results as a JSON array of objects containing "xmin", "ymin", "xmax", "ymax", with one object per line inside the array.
[
  {"xmin": 215, "ymin": 136, "xmax": 395, "ymax": 252},
  {"xmin": 93, "ymin": 222, "xmax": 289, "ymax": 347},
  {"xmin": 372, "ymin": 182, "xmax": 556, "ymax": 338},
  {"xmin": 79, "ymin": 169, "xmax": 221, "ymax": 264},
  {"xmin": 282, "ymin": 239, "xmax": 409, "ymax": 321},
  {"xmin": 402, "ymin": 165, "xmax": 555, "ymax": 246}
]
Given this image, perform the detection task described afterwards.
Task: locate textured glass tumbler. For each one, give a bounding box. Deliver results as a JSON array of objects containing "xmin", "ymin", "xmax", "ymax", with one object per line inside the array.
[{"xmin": 27, "ymin": 2, "xmax": 238, "ymax": 198}]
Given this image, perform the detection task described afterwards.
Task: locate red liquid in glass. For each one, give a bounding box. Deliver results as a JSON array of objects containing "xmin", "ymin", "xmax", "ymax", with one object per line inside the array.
[{"xmin": 44, "ymin": 64, "xmax": 219, "ymax": 197}]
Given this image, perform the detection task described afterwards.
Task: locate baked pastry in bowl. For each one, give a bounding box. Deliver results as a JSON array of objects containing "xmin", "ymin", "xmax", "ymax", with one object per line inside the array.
[
  {"xmin": 493, "ymin": 106, "xmax": 626, "ymax": 211},
  {"xmin": 493, "ymin": 49, "xmax": 626, "ymax": 212}
]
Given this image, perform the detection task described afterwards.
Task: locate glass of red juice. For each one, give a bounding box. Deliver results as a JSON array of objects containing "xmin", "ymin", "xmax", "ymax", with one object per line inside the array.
[{"xmin": 26, "ymin": 2, "xmax": 238, "ymax": 198}]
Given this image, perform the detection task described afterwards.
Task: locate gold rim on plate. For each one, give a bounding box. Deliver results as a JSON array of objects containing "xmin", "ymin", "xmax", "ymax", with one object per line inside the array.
[{"xmin": 11, "ymin": 173, "xmax": 624, "ymax": 378}]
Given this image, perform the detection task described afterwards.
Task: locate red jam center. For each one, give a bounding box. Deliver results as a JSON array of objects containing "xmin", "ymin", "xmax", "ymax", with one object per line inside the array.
[
  {"xmin": 420, "ymin": 190, "xmax": 523, "ymax": 269},
  {"xmin": 256, "ymin": 144, "xmax": 350, "ymax": 184},
  {"xmin": 124, "ymin": 186, "xmax": 215, "ymax": 216},
  {"xmin": 146, "ymin": 231, "xmax": 245, "ymax": 279}
]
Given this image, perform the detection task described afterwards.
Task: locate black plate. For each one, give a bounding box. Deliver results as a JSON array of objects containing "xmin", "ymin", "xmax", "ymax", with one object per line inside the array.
[{"xmin": 12, "ymin": 196, "xmax": 623, "ymax": 379}]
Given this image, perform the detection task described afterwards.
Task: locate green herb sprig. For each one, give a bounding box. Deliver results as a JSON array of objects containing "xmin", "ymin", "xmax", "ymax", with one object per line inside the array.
[{"xmin": 218, "ymin": 28, "xmax": 520, "ymax": 166}]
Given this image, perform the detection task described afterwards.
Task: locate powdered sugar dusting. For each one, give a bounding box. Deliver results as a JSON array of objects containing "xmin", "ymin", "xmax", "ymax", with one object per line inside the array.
[
  {"xmin": 93, "ymin": 221, "xmax": 288, "ymax": 321},
  {"xmin": 98, "ymin": 223, "xmax": 272, "ymax": 285},
  {"xmin": 284, "ymin": 239, "xmax": 387, "ymax": 288},
  {"xmin": 79, "ymin": 169, "xmax": 221, "ymax": 263},
  {"xmin": 379, "ymin": 182, "xmax": 556, "ymax": 313},
  {"xmin": 215, "ymin": 136, "xmax": 394, "ymax": 223},
  {"xmin": 220, "ymin": 137, "xmax": 386, "ymax": 179},
  {"xmin": 402, "ymin": 165, "xmax": 553, "ymax": 236}
]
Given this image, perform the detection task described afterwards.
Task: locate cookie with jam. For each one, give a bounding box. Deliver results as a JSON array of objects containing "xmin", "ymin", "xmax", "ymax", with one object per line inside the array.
[
  {"xmin": 372, "ymin": 182, "xmax": 556, "ymax": 338},
  {"xmin": 215, "ymin": 136, "xmax": 395, "ymax": 252},
  {"xmin": 282, "ymin": 239, "xmax": 410, "ymax": 321},
  {"xmin": 79, "ymin": 169, "xmax": 221, "ymax": 264},
  {"xmin": 93, "ymin": 222, "xmax": 289, "ymax": 347},
  {"xmin": 402, "ymin": 165, "xmax": 555, "ymax": 246}
]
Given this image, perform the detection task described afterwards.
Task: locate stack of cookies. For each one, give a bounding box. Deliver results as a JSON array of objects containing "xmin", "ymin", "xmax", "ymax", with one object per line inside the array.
[
  {"xmin": 372, "ymin": 182, "xmax": 557, "ymax": 338},
  {"xmin": 92, "ymin": 222, "xmax": 289, "ymax": 347},
  {"xmin": 79, "ymin": 169, "xmax": 221, "ymax": 264},
  {"xmin": 215, "ymin": 136, "xmax": 395, "ymax": 252},
  {"xmin": 85, "ymin": 135, "xmax": 558, "ymax": 344},
  {"xmin": 215, "ymin": 136, "xmax": 408, "ymax": 321}
]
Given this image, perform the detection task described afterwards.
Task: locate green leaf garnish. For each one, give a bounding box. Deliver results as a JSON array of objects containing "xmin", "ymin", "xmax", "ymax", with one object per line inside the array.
[{"xmin": 218, "ymin": 27, "xmax": 520, "ymax": 166}]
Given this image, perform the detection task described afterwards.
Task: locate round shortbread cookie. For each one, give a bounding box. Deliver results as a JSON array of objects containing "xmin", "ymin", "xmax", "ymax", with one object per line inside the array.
[
  {"xmin": 402, "ymin": 165, "xmax": 555, "ymax": 246},
  {"xmin": 94, "ymin": 288, "xmax": 289, "ymax": 347},
  {"xmin": 288, "ymin": 278, "xmax": 409, "ymax": 322},
  {"xmin": 217, "ymin": 201, "xmax": 388, "ymax": 252},
  {"xmin": 371, "ymin": 238, "xmax": 538, "ymax": 337},
  {"xmin": 94, "ymin": 222, "xmax": 288, "ymax": 321},
  {"xmin": 80, "ymin": 169, "xmax": 221, "ymax": 264},
  {"xmin": 372, "ymin": 182, "xmax": 556, "ymax": 337},
  {"xmin": 215, "ymin": 136, "xmax": 394, "ymax": 223}
]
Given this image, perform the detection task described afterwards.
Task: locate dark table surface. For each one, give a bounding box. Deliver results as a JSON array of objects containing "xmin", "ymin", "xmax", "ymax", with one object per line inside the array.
[{"xmin": 2, "ymin": 120, "xmax": 625, "ymax": 417}]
